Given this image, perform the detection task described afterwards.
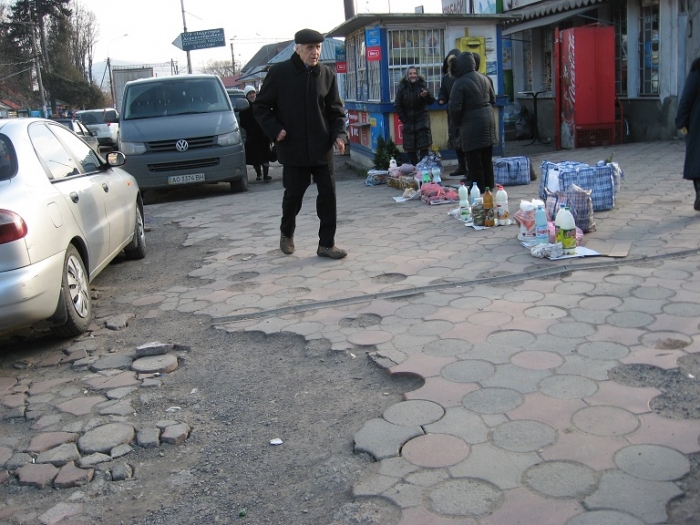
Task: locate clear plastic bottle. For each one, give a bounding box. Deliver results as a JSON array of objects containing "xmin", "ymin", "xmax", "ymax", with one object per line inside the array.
[
  {"xmin": 483, "ymin": 187, "xmax": 495, "ymax": 227},
  {"xmin": 458, "ymin": 182, "xmax": 471, "ymax": 222},
  {"xmin": 555, "ymin": 205, "xmax": 576, "ymax": 254},
  {"xmin": 495, "ymin": 184, "xmax": 509, "ymax": 226},
  {"xmin": 389, "ymin": 158, "xmax": 397, "ymax": 169},
  {"xmin": 470, "ymin": 182, "xmax": 481, "ymax": 205},
  {"xmin": 535, "ymin": 205, "xmax": 548, "ymax": 244}
]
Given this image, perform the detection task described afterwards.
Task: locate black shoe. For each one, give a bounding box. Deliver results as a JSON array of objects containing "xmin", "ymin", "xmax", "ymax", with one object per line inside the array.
[
  {"xmin": 280, "ymin": 235, "xmax": 295, "ymax": 254},
  {"xmin": 263, "ymin": 175, "xmax": 272, "ymax": 182},
  {"xmin": 256, "ymin": 175, "xmax": 262, "ymax": 181},
  {"xmin": 449, "ymin": 168, "xmax": 468, "ymax": 177},
  {"xmin": 695, "ymin": 194, "xmax": 700, "ymax": 212}
]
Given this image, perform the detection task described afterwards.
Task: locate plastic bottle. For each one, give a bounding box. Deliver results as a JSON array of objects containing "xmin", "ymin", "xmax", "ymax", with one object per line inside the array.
[
  {"xmin": 535, "ymin": 205, "xmax": 548, "ymax": 244},
  {"xmin": 431, "ymin": 165, "xmax": 442, "ymax": 184},
  {"xmin": 458, "ymin": 182, "xmax": 471, "ymax": 222},
  {"xmin": 470, "ymin": 182, "xmax": 481, "ymax": 205},
  {"xmin": 483, "ymin": 187, "xmax": 495, "ymax": 227},
  {"xmin": 555, "ymin": 205, "xmax": 576, "ymax": 254},
  {"xmin": 389, "ymin": 158, "xmax": 397, "ymax": 169},
  {"xmin": 422, "ymin": 170, "xmax": 431, "ymax": 184},
  {"xmin": 495, "ymin": 185, "xmax": 509, "ymax": 226}
]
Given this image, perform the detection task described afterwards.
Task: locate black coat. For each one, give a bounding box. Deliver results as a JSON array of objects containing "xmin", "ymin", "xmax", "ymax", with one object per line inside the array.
[
  {"xmin": 239, "ymin": 106, "xmax": 273, "ymax": 166},
  {"xmin": 676, "ymin": 59, "xmax": 700, "ymax": 180},
  {"xmin": 253, "ymin": 52, "xmax": 347, "ymax": 167},
  {"xmin": 394, "ymin": 74, "xmax": 435, "ymax": 152},
  {"xmin": 438, "ymin": 49, "xmax": 461, "ymax": 146},
  {"xmin": 448, "ymin": 52, "xmax": 496, "ymax": 152}
]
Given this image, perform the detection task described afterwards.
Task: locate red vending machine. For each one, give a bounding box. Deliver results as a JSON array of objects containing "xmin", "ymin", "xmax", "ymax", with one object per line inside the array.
[{"xmin": 556, "ymin": 25, "xmax": 615, "ymax": 149}]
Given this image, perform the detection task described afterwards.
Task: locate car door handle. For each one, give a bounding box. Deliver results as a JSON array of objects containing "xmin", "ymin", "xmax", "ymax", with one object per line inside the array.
[
  {"xmin": 69, "ymin": 192, "xmax": 79, "ymax": 203},
  {"xmin": 102, "ymin": 183, "xmax": 109, "ymax": 193}
]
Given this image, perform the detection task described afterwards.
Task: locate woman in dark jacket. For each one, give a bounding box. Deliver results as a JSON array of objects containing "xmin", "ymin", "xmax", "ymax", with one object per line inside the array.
[
  {"xmin": 448, "ymin": 52, "xmax": 497, "ymax": 193},
  {"xmin": 675, "ymin": 56, "xmax": 700, "ymax": 211},
  {"xmin": 239, "ymin": 86, "xmax": 273, "ymax": 181},
  {"xmin": 438, "ymin": 49, "xmax": 467, "ymax": 177},
  {"xmin": 394, "ymin": 66, "xmax": 435, "ymax": 165}
]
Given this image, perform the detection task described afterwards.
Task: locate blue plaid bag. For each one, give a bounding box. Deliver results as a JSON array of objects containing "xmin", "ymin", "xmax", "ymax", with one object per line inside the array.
[
  {"xmin": 494, "ymin": 156, "xmax": 531, "ymax": 186},
  {"xmin": 540, "ymin": 161, "xmax": 620, "ymax": 211}
]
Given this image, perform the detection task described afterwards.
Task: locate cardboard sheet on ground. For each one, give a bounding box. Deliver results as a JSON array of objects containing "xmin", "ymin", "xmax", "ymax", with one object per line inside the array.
[{"xmin": 520, "ymin": 239, "xmax": 631, "ymax": 260}]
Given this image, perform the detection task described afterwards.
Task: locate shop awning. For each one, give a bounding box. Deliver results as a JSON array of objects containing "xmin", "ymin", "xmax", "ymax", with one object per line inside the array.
[{"xmin": 502, "ymin": 0, "xmax": 604, "ymax": 36}]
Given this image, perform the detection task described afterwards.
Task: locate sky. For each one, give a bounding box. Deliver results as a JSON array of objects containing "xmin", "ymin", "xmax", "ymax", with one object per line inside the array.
[{"xmin": 81, "ymin": 0, "xmax": 442, "ymax": 78}]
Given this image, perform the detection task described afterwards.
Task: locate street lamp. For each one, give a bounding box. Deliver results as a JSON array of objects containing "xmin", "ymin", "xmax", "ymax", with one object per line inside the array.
[
  {"xmin": 107, "ymin": 33, "xmax": 128, "ymax": 107},
  {"xmin": 230, "ymin": 36, "xmax": 237, "ymax": 75}
]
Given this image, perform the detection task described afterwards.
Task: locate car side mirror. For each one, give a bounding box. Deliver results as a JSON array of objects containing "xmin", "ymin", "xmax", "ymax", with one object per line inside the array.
[
  {"xmin": 235, "ymin": 99, "xmax": 249, "ymax": 112},
  {"xmin": 106, "ymin": 151, "xmax": 126, "ymax": 167},
  {"xmin": 104, "ymin": 109, "xmax": 119, "ymax": 123}
]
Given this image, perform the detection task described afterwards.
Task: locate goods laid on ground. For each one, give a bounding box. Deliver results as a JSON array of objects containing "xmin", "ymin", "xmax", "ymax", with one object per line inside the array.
[{"xmin": 539, "ymin": 160, "xmax": 623, "ymax": 211}]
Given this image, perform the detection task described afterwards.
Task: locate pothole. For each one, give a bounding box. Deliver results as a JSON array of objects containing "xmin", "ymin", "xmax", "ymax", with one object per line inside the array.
[
  {"xmin": 226, "ymin": 271, "xmax": 260, "ymax": 282},
  {"xmin": 370, "ymin": 273, "xmax": 407, "ymax": 284},
  {"xmin": 339, "ymin": 313, "xmax": 382, "ymax": 328}
]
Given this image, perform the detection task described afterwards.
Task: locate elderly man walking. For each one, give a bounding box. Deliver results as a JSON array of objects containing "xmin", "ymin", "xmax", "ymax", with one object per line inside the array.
[{"xmin": 253, "ymin": 28, "xmax": 349, "ymax": 259}]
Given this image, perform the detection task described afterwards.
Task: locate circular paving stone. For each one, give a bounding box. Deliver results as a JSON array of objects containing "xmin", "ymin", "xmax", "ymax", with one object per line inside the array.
[
  {"xmin": 614, "ymin": 444, "xmax": 690, "ymax": 481},
  {"xmin": 77, "ymin": 422, "xmax": 135, "ymax": 454},
  {"xmin": 554, "ymin": 281, "xmax": 595, "ymax": 294},
  {"xmin": 576, "ymin": 342, "xmax": 629, "ymax": 360},
  {"xmin": 491, "ymin": 420, "xmax": 557, "ymax": 452},
  {"xmin": 652, "ymin": 269, "xmax": 691, "ymax": 280},
  {"xmin": 504, "ymin": 290, "xmax": 545, "ymax": 303},
  {"xmin": 511, "ymin": 351, "xmax": 563, "ymax": 370},
  {"xmin": 427, "ymin": 478, "xmax": 503, "ymax": 517},
  {"xmin": 408, "ymin": 320, "xmax": 454, "ymax": 337},
  {"xmin": 566, "ymin": 510, "xmax": 646, "ymax": 525},
  {"xmin": 606, "ymin": 311, "xmax": 655, "ymax": 329},
  {"xmin": 524, "ymin": 305, "xmax": 567, "ymax": 320},
  {"xmin": 539, "ymin": 375, "xmax": 598, "ymax": 399},
  {"xmin": 487, "ymin": 330, "xmax": 536, "ymax": 346},
  {"xmin": 662, "ymin": 302, "xmax": 700, "ymax": 317},
  {"xmin": 548, "ymin": 322, "xmax": 596, "ymax": 338},
  {"xmin": 131, "ymin": 354, "xmax": 178, "ymax": 374},
  {"xmin": 467, "ymin": 311, "xmax": 513, "ymax": 326},
  {"xmin": 441, "ymin": 360, "xmax": 495, "ymax": 383},
  {"xmin": 579, "ymin": 296, "xmax": 623, "ymax": 310},
  {"xmin": 604, "ymin": 274, "xmax": 644, "ymax": 285},
  {"xmin": 383, "ymin": 400, "xmax": 444, "ymax": 427},
  {"xmin": 450, "ymin": 297, "xmax": 493, "ymax": 310},
  {"xmin": 462, "ymin": 387, "xmax": 523, "ymax": 414},
  {"xmin": 640, "ymin": 331, "xmax": 692, "ymax": 349},
  {"xmin": 424, "ymin": 339, "xmax": 473, "ymax": 356},
  {"xmin": 524, "ymin": 461, "xmax": 596, "ymax": 497},
  {"xmin": 402, "ymin": 434, "xmax": 470, "ymax": 468},
  {"xmin": 347, "ymin": 330, "xmax": 393, "ymax": 346},
  {"xmin": 572, "ymin": 406, "xmax": 639, "ymax": 436},
  {"xmin": 632, "ymin": 286, "xmax": 675, "ymax": 300}
]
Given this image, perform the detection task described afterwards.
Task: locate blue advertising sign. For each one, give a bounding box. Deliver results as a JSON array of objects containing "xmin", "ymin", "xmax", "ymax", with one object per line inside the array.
[{"xmin": 365, "ymin": 27, "xmax": 381, "ymax": 48}]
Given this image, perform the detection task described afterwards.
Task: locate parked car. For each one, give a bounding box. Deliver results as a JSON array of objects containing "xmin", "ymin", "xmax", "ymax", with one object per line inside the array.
[
  {"xmin": 0, "ymin": 118, "xmax": 146, "ymax": 337},
  {"xmin": 75, "ymin": 108, "xmax": 120, "ymax": 150},
  {"xmin": 105, "ymin": 74, "xmax": 249, "ymax": 193},
  {"xmin": 226, "ymin": 87, "xmax": 249, "ymax": 141},
  {"xmin": 50, "ymin": 117, "xmax": 100, "ymax": 154}
]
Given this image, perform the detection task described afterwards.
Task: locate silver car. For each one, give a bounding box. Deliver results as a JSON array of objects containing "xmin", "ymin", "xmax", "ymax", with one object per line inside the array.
[
  {"xmin": 0, "ymin": 118, "xmax": 146, "ymax": 337},
  {"xmin": 50, "ymin": 117, "xmax": 101, "ymax": 154},
  {"xmin": 75, "ymin": 108, "xmax": 120, "ymax": 150}
]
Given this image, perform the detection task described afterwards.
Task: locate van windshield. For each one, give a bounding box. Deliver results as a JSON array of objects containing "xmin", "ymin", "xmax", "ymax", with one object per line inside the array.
[{"xmin": 123, "ymin": 78, "xmax": 231, "ymax": 120}]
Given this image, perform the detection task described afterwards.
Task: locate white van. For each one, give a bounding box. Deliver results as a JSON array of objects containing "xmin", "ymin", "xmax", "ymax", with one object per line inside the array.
[{"xmin": 105, "ymin": 74, "xmax": 249, "ymax": 193}]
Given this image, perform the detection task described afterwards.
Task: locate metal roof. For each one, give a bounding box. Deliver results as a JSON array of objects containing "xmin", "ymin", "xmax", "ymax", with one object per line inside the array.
[
  {"xmin": 326, "ymin": 13, "xmax": 520, "ymax": 38},
  {"xmin": 504, "ymin": 0, "xmax": 605, "ymax": 21}
]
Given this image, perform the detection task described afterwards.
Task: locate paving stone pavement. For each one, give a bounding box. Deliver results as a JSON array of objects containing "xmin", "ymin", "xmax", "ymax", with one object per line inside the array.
[{"xmin": 4, "ymin": 140, "xmax": 699, "ymax": 524}]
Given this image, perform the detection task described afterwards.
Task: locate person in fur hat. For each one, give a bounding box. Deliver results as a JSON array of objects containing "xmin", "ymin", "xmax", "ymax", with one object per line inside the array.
[
  {"xmin": 438, "ymin": 48, "xmax": 468, "ymax": 178},
  {"xmin": 394, "ymin": 66, "xmax": 435, "ymax": 166}
]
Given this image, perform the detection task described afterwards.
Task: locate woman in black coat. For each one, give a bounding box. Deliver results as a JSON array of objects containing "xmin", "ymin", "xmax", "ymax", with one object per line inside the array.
[
  {"xmin": 394, "ymin": 66, "xmax": 435, "ymax": 166},
  {"xmin": 438, "ymin": 49, "xmax": 467, "ymax": 177},
  {"xmin": 448, "ymin": 52, "xmax": 497, "ymax": 193},
  {"xmin": 239, "ymin": 86, "xmax": 273, "ymax": 181},
  {"xmin": 675, "ymin": 56, "xmax": 700, "ymax": 211}
]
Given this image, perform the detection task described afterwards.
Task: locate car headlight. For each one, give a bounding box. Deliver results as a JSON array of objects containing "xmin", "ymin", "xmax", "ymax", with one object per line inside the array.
[
  {"xmin": 217, "ymin": 131, "xmax": 241, "ymax": 146},
  {"xmin": 120, "ymin": 141, "xmax": 147, "ymax": 155}
]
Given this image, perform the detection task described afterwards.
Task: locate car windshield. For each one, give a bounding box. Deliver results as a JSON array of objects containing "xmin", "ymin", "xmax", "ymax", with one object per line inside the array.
[{"xmin": 123, "ymin": 78, "xmax": 231, "ymax": 120}]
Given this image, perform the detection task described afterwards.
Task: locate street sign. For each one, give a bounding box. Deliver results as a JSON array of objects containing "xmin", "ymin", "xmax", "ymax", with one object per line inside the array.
[{"xmin": 172, "ymin": 28, "xmax": 225, "ymax": 52}]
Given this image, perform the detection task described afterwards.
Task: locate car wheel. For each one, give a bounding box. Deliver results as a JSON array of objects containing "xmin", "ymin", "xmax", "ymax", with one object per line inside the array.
[
  {"xmin": 230, "ymin": 174, "xmax": 249, "ymax": 193},
  {"xmin": 124, "ymin": 205, "xmax": 147, "ymax": 260},
  {"xmin": 50, "ymin": 245, "xmax": 92, "ymax": 337}
]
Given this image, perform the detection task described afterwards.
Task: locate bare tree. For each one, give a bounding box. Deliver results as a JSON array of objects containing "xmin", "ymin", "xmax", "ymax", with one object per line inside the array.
[
  {"xmin": 200, "ymin": 59, "xmax": 234, "ymax": 77},
  {"xmin": 69, "ymin": 0, "xmax": 97, "ymax": 82}
]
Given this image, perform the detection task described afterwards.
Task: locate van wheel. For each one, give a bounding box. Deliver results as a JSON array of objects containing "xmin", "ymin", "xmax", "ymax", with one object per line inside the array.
[
  {"xmin": 50, "ymin": 245, "xmax": 91, "ymax": 337},
  {"xmin": 230, "ymin": 175, "xmax": 249, "ymax": 193}
]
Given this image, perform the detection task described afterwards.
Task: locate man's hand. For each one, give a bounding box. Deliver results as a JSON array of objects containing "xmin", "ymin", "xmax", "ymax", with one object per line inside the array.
[
  {"xmin": 334, "ymin": 137, "xmax": 345, "ymax": 155},
  {"xmin": 277, "ymin": 130, "xmax": 287, "ymax": 141}
]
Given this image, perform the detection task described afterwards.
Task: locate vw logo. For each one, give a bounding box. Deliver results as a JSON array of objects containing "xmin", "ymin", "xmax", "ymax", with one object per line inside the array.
[{"xmin": 175, "ymin": 139, "xmax": 189, "ymax": 152}]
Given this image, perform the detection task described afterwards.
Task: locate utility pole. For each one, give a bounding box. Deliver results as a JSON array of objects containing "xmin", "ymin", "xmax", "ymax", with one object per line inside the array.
[{"xmin": 180, "ymin": 0, "xmax": 192, "ymax": 74}]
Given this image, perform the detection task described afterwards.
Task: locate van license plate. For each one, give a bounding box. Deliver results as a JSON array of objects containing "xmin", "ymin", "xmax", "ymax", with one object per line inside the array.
[{"xmin": 168, "ymin": 173, "xmax": 205, "ymax": 185}]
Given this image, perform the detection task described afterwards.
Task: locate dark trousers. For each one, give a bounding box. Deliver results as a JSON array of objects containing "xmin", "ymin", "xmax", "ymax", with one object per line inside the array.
[
  {"xmin": 281, "ymin": 164, "xmax": 337, "ymax": 248},
  {"xmin": 465, "ymin": 146, "xmax": 494, "ymax": 193},
  {"xmin": 407, "ymin": 148, "xmax": 429, "ymax": 166}
]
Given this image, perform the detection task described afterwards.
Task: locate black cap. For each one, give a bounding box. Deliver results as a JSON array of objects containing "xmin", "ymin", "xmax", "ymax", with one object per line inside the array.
[{"xmin": 294, "ymin": 29, "xmax": 324, "ymax": 44}]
